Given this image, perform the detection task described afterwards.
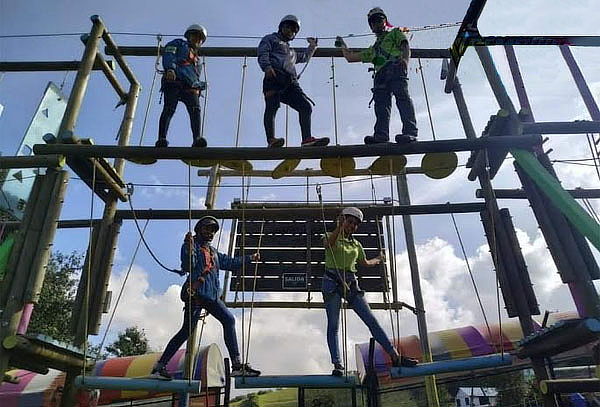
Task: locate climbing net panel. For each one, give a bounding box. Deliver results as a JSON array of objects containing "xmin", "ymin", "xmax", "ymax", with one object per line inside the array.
[{"xmin": 229, "ymin": 204, "xmax": 389, "ymax": 293}]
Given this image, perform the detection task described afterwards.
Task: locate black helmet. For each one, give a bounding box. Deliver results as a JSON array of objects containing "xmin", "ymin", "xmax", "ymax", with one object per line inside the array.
[{"xmin": 195, "ymin": 216, "xmax": 220, "ymax": 233}]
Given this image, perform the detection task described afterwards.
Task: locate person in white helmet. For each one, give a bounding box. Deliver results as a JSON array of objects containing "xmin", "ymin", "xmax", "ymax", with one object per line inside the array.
[
  {"xmin": 336, "ymin": 7, "xmax": 418, "ymax": 144},
  {"xmin": 258, "ymin": 15, "xmax": 330, "ymax": 148},
  {"xmin": 156, "ymin": 24, "xmax": 208, "ymax": 148},
  {"xmin": 151, "ymin": 216, "xmax": 261, "ymax": 379},
  {"xmin": 323, "ymin": 207, "xmax": 418, "ymax": 376}
]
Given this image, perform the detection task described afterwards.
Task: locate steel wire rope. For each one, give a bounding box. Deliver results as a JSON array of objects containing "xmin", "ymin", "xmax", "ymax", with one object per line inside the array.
[
  {"xmin": 0, "ymin": 22, "xmax": 461, "ymax": 40},
  {"xmin": 585, "ymin": 133, "xmax": 600, "ymax": 181},
  {"xmin": 449, "ymin": 210, "xmax": 493, "ymax": 339}
]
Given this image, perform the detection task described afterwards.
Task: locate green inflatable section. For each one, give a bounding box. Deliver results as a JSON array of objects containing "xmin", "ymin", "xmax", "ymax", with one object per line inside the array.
[
  {"xmin": 0, "ymin": 234, "xmax": 15, "ymax": 280},
  {"xmin": 511, "ymin": 149, "xmax": 600, "ymax": 250}
]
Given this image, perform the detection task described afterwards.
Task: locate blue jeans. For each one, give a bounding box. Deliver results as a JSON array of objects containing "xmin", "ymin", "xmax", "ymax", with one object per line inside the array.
[
  {"xmin": 372, "ymin": 63, "xmax": 418, "ymax": 140},
  {"xmin": 157, "ymin": 298, "xmax": 240, "ymax": 366},
  {"xmin": 322, "ymin": 272, "xmax": 397, "ymax": 364}
]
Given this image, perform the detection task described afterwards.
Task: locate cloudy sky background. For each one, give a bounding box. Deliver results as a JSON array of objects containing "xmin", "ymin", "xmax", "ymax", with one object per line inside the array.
[{"xmin": 1, "ymin": 0, "xmax": 599, "ymax": 379}]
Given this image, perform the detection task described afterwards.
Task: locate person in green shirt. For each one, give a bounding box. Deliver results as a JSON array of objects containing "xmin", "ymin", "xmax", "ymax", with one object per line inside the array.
[
  {"xmin": 322, "ymin": 207, "xmax": 417, "ymax": 376},
  {"xmin": 337, "ymin": 7, "xmax": 418, "ymax": 145}
]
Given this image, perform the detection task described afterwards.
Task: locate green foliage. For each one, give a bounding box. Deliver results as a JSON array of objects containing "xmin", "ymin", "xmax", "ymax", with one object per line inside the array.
[
  {"xmin": 28, "ymin": 251, "xmax": 82, "ymax": 343},
  {"xmin": 240, "ymin": 393, "xmax": 259, "ymax": 407},
  {"xmin": 105, "ymin": 326, "xmax": 149, "ymax": 357}
]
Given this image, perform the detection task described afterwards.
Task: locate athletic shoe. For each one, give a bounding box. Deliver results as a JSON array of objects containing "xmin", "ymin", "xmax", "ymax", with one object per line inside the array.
[
  {"xmin": 364, "ymin": 135, "xmax": 389, "ymax": 144},
  {"xmin": 332, "ymin": 363, "xmax": 345, "ymax": 377},
  {"xmin": 393, "ymin": 356, "xmax": 418, "ymax": 368},
  {"xmin": 231, "ymin": 363, "xmax": 261, "ymax": 377},
  {"xmin": 301, "ymin": 137, "xmax": 330, "ymax": 147},
  {"xmin": 268, "ymin": 137, "xmax": 285, "ymax": 148},
  {"xmin": 150, "ymin": 366, "xmax": 172, "ymax": 380},
  {"xmin": 155, "ymin": 138, "xmax": 169, "ymax": 148},
  {"xmin": 192, "ymin": 137, "xmax": 207, "ymax": 148},
  {"xmin": 394, "ymin": 134, "xmax": 418, "ymax": 144}
]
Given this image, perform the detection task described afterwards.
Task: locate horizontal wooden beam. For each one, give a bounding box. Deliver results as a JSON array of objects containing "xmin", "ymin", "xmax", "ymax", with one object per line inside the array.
[
  {"xmin": 107, "ymin": 46, "xmax": 451, "ymax": 59},
  {"xmin": 0, "ymin": 155, "xmax": 65, "ymax": 169},
  {"xmin": 468, "ymin": 35, "xmax": 600, "ymax": 47},
  {"xmin": 33, "ymin": 135, "xmax": 542, "ymax": 161},
  {"xmin": 75, "ymin": 376, "xmax": 203, "ymax": 393},
  {"xmin": 391, "ymin": 354, "xmax": 513, "ymax": 378},
  {"xmin": 2, "ymin": 335, "xmax": 90, "ymax": 372},
  {"xmin": 477, "ymin": 188, "xmax": 600, "ymax": 199},
  {"xmin": 540, "ymin": 378, "xmax": 600, "ymax": 395},
  {"xmin": 0, "ymin": 60, "xmax": 115, "ymax": 72},
  {"xmin": 522, "ymin": 121, "xmax": 600, "ymax": 135},
  {"xmin": 226, "ymin": 301, "xmax": 406, "ymax": 310},
  {"xmin": 115, "ymin": 203, "xmax": 486, "ymax": 220},
  {"xmin": 198, "ymin": 166, "xmax": 423, "ymax": 178}
]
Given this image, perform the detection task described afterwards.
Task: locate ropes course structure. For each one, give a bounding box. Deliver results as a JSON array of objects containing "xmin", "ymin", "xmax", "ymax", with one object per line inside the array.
[{"xmin": 1, "ymin": 3, "xmax": 600, "ymax": 407}]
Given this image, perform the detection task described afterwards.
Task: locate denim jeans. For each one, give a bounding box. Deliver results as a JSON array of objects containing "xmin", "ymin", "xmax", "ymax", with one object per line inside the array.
[
  {"xmin": 157, "ymin": 298, "xmax": 240, "ymax": 366},
  {"xmin": 372, "ymin": 63, "xmax": 418, "ymax": 140},
  {"xmin": 322, "ymin": 272, "xmax": 396, "ymax": 364}
]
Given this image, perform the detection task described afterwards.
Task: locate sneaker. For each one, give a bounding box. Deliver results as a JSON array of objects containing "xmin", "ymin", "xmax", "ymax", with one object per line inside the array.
[
  {"xmin": 364, "ymin": 135, "xmax": 389, "ymax": 145},
  {"xmin": 192, "ymin": 137, "xmax": 207, "ymax": 148},
  {"xmin": 231, "ymin": 363, "xmax": 261, "ymax": 377},
  {"xmin": 150, "ymin": 366, "xmax": 172, "ymax": 380},
  {"xmin": 392, "ymin": 355, "xmax": 418, "ymax": 368},
  {"xmin": 267, "ymin": 137, "xmax": 285, "ymax": 148},
  {"xmin": 332, "ymin": 363, "xmax": 345, "ymax": 377},
  {"xmin": 301, "ymin": 137, "xmax": 330, "ymax": 147},
  {"xmin": 394, "ymin": 134, "xmax": 418, "ymax": 144},
  {"xmin": 155, "ymin": 138, "xmax": 169, "ymax": 148}
]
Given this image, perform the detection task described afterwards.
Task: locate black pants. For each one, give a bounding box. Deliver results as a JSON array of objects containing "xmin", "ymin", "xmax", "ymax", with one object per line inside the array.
[
  {"xmin": 263, "ymin": 74, "xmax": 312, "ymax": 142},
  {"xmin": 372, "ymin": 63, "xmax": 418, "ymax": 140},
  {"xmin": 158, "ymin": 81, "xmax": 201, "ymax": 142}
]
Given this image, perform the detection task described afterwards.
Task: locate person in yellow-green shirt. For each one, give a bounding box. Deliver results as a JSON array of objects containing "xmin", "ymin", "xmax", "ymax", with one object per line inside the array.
[
  {"xmin": 337, "ymin": 7, "xmax": 418, "ymax": 145},
  {"xmin": 322, "ymin": 207, "xmax": 418, "ymax": 376}
]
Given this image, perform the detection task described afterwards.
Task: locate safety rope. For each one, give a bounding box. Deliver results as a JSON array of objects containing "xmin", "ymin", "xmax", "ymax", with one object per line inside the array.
[
  {"xmin": 387, "ymin": 168, "xmax": 402, "ymax": 349},
  {"xmin": 316, "ymin": 184, "xmax": 349, "ymax": 378},
  {"xmin": 449, "ymin": 211, "xmax": 493, "ymax": 339},
  {"xmin": 134, "ymin": 34, "xmax": 162, "ymax": 144},
  {"xmin": 82, "ymin": 160, "xmax": 97, "ymax": 381},
  {"xmin": 418, "ymin": 58, "xmax": 436, "ymax": 140},
  {"xmin": 126, "ymin": 190, "xmax": 181, "ymax": 274},
  {"xmin": 244, "ymin": 216, "xmax": 265, "ymax": 368},
  {"xmin": 186, "ymin": 162, "xmax": 193, "ymax": 385},
  {"xmin": 234, "ymin": 56, "xmax": 248, "ymax": 148},
  {"xmin": 240, "ymin": 167, "xmax": 247, "ymax": 374},
  {"xmin": 369, "ymin": 172, "xmax": 398, "ymax": 346},
  {"xmin": 96, "ymin": 219, "xmax": 150, "ymax": 358}
]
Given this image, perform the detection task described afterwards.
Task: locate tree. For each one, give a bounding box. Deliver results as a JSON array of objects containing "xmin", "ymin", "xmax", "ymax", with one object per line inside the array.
[
  {"xmin": 105, "ymin": 326, "xmax": 149, "ymax": 357},
  {"xmin": 28, "ymin": 251, "xmax": 82, "ymax": 343}
]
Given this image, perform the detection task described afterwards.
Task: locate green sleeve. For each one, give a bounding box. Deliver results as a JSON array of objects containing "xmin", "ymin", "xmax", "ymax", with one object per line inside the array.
[
  {"xmin": 392, "ymin": 28, "xmax": 408, "ymax": 46},
  {"xmin": 360, "ymin": 47, "xmax": 375, "ymax": 63},
  {"xmin": 357, "ymin": 241, "xmax": 366, "ymax": 262}
]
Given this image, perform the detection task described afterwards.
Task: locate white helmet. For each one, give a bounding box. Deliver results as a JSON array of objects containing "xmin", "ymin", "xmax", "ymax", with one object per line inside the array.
[
  {"xmin": 367, "ymin": 7, "xmax": 387, "ymax": 21},
  {"xmin": 342, "ymin": 207, "xmax": 364, "ymax": 222},
  {"xmin": 279, "ymin": 14, "xmax": 301, "ymax": 30},
  {"xmin": 184, "ymin": 24, "xmax": 207, "ymax": 40}
]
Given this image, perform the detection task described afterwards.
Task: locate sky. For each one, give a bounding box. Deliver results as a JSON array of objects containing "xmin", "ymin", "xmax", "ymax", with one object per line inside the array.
[{"xmin": 1, "ymin": 0, "xmax": 600, "ymax": 385}]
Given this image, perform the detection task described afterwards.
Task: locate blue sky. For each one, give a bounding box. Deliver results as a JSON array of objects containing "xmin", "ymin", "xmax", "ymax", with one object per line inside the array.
[{"xmin": 1, "ymin": 0, "xmax": 599, "ymax": 377}]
